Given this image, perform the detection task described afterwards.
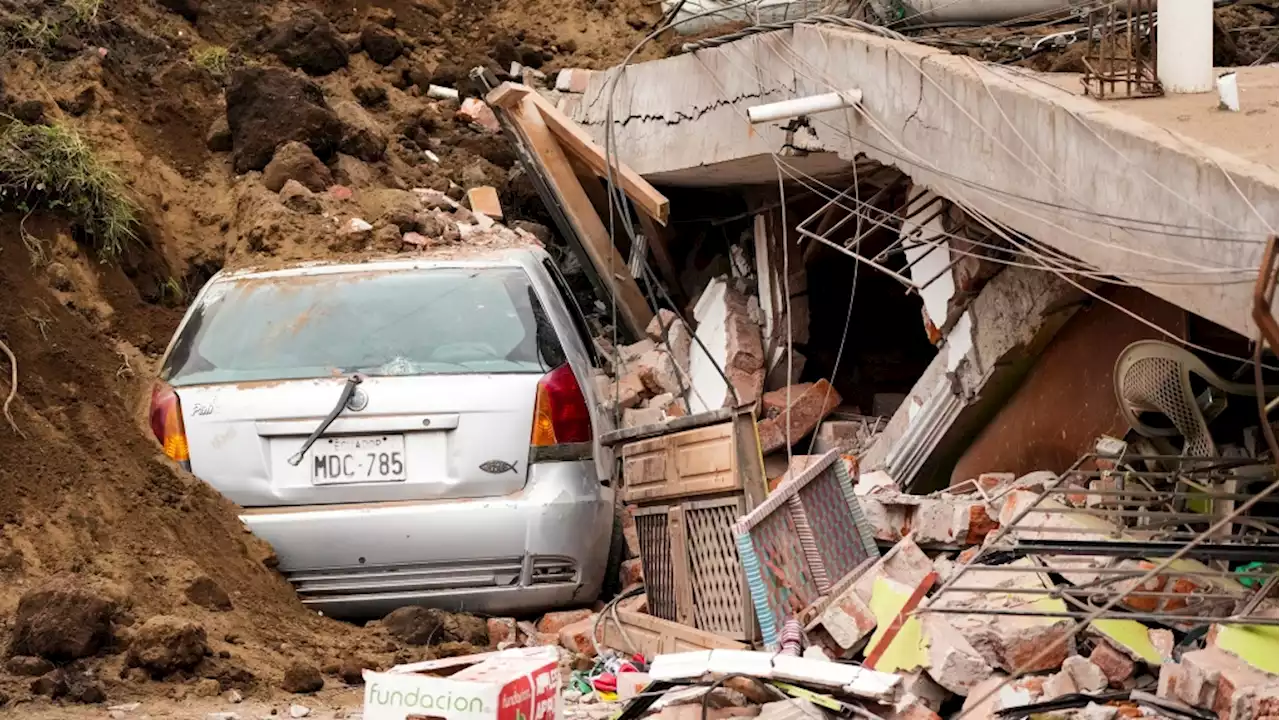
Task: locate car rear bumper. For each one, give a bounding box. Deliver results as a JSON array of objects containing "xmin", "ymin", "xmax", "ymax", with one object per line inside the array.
[{"xmin": 240, "ymin": 460, "xmax": 613, "ymax": 618}]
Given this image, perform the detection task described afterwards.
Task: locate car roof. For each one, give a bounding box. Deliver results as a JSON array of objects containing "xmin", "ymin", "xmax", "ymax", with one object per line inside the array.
[{"xmin": 211, "ymin": 246, "xmax": 551, "ymax": 283}]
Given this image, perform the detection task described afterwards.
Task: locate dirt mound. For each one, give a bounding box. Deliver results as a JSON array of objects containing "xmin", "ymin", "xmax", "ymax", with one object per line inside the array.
[{"xmin": 0, "ymin": 0, "xmax": 660, "ymax": 710}]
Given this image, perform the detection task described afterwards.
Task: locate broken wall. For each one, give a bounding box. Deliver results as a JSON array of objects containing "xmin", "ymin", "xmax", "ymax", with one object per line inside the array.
[{"xmin": 950, "ymin": 286, "xmax": 1187, "ymax": 485}]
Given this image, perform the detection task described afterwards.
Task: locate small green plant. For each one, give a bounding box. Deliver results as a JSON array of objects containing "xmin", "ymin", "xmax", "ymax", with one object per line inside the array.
[
  {"xmin": 192, "ymin": 46, "xmax": 230, "ymax": 77},
  {"xmin": 65, "ymin": 0, "xmax": 102, "ymax": 26},
  {"xmin": 15, "ymin": 16, "xmax": 59, "ymax": 49},
  {"xmin": 0, "ymin": 120, "xmax": 139, "ymax": 260}
]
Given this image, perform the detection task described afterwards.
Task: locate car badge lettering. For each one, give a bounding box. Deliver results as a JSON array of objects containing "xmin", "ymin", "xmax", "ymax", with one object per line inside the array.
[
  {"xmin": 192, "ymin": 403, "xmax": 215, "ymax": 416},
  {"xmin": 480, "ymin": 460, "xmax": 518, "ymax": 475}
]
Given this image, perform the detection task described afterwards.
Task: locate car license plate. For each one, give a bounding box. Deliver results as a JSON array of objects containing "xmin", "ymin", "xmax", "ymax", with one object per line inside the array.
[{"xmin": 310, "ymin": 435, "xmax": 406, "ymax": 484}]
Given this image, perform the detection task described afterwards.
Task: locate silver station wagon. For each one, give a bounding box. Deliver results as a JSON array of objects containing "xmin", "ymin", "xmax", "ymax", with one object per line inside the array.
[{"xmin": 149, "ymin": 247, "xmax": 616, "ymax": 618}]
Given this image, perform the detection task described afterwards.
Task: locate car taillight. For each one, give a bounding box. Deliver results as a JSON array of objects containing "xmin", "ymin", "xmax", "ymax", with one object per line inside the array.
[
  {"xmin": 149, "ymin": 382, "xmax": 191, "ymax": 470},
  {"xmin": 531, "ymin": 364, "xmax": 592, "ymax": 447}
]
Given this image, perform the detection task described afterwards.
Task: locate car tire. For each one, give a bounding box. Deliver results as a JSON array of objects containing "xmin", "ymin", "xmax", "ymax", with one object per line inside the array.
[{"xmin": 600, "ymin": 505, "xmax": 627, "ymax": 600}]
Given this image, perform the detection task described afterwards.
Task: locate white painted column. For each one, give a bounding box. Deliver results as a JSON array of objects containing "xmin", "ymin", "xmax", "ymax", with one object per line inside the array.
[{"xmin": 1157, "ymin": 0, "xmax": 1215, "ymax": 93}]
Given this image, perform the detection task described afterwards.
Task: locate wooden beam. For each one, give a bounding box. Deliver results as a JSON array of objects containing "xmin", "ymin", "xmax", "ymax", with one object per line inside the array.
[
  {"xmin": 484, "ymin": 82, "xmax": 530, "ymax": 109},
  {"xmin": 505, "ymin": 94, "xmax": 653, "ymax": 336},
  {"xmin": 489, "ymin": 82, "xmax": 669, "ymax": 226},
  {"xmin": 599, "ymin": 609, "xmax": 747, "ymax": 657}
]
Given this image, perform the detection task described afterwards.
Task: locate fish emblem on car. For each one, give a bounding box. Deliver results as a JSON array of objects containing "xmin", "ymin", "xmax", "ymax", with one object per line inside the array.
[{"xmin": 479, "ymin": 460, "xmax": 518, "ymax": 475}]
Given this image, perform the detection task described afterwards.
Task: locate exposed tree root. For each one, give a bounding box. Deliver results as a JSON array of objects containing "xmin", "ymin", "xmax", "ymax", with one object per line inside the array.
[{"xmin": 0, "ymin": 338, "xmax": 24, "ymax": 438}]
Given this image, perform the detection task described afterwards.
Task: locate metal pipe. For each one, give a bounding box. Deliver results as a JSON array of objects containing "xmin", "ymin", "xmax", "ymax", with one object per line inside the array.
[
  {"xmin": 916, "ymin": 607, "xmax": 1275, "ymax": 625},
  {"xmin": 892, "ymin": 0, "xmax": 1074, "ymax": 25},
  {"xmin": 943, "ymin": 586, "xmax": 1246, "ymax": 601}
]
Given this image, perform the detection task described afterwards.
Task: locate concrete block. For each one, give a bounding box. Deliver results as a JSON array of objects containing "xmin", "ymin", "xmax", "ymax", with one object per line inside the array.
[
  {"xmin": 753, "ymin": 699, "xmax": 832, "ymax": 720},
  {"xmin": 816, "ymin": 584, "xmax": 877, "ymax": 651},
  {"xmin": 960, "ymin": 672, "xmax": 1009, "ymax": 719},
  {"xmin": 1041, "ymin": 669, "xmax": 1077, "ymax": 700},
  {"xmin": 620, "ymin": 339, "xmax": 657, "ymax": 364},
  {"xmin": 555, "ymin": 68, "xmax": 592, "ymax": 93},
  {"xmin": 813, "ymin": 421, "xmax": 869, "ymax": 454},
  {"xmin": 619, "ymin": 593, "xmax": 648, "ymax": 614},
  {"xmin": 900, "ymin": 670, "xmax": 950, "ymax": 712},
  {"xmin": 913, "ymin": 498, "xmax": 998, "ymax": 546},
  {"xmin": 538, "ymin": 609, "xmax": 594, "ymax": 634},
  {"xmin": 922, "ymin": 615, "xmax": 993, "ymax": 696},
  {"xmin": 1090, "ymin": 639, "xmax": 1136, "ymax": 686},
  {"xmin": 1062, "ymin": 655, "xmax": 1108, "ymax": 693},
  {"xmin": 623, "ymin": 406, "xmax": 666, "ymax": 429}
]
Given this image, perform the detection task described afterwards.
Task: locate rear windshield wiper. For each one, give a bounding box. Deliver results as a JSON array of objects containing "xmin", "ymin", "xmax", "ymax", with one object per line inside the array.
[{"xmin": 287, "ymin": 374, "xmax": 364, "ymax": 466}]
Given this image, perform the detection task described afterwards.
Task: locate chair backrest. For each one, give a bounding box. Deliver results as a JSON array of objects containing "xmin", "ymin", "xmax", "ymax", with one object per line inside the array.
[{"xmin": 1114, "ymin": 340, "xmax": 1266, "ymax": 458}]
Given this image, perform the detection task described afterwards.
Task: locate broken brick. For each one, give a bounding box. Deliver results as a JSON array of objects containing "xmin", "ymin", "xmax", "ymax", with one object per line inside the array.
[
  {"xmin": 1091, "ymin": 639, "xmax": 1136, "ymax": 686},
  {"xmin": 537, "ymin": 609, "xmax": 593, "ymax": 634},
  {"xmin": 487, "ymin": 617, "xmax": 516, "ymax": 647},
  {"xmin": 816, "ymin": 583, "xmax": 877, "ymax": 651},
  {"xmin": 622, "ymin": 506, "xmax": 641, "ymax": 559},
  {"xmin": 621, "ymin": 558, "xmax": 644, "ymax": 587},
  {"xmin": 755, "ymin": 379, "xmax": 842, "ymax": 454},
  {"xmin": 557, "ymin": 615, "xmax": 599, "ymax": 656},
  {"xmin": 1063, "ymin": 655, "xmax": 1108, "ymax": 693},
  {"xmin": 466, "ymin": 185, "xmax": 502, "ymax": 219},
  {"xmin": 619, "ymin": 593, "xmax": 647, "ymax": 614},
  {"xmin": 457, "ymin": 98, "xmax": 499, "ymax": 133},
  {"xmin": 554, "ymin": 68, "xmax": 592, "ymax": 93}
]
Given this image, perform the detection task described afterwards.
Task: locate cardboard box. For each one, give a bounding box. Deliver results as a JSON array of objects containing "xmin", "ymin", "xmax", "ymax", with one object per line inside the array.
[
  {"xmin": 616, "ymin": 671, "xmax": 651, "ymax": 701},
  {"xmin": 364, "ymin": 647, "xmax": 562, "ymax": 720}
]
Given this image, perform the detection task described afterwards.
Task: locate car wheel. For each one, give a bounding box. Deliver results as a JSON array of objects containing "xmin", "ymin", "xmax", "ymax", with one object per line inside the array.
[{"xmin": 600, "ymin": 506, "xmax": 627, "ymax": 600}]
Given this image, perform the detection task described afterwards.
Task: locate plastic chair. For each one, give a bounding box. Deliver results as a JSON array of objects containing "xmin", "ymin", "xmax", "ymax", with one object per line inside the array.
[{"xmin": 1114, "ymin": 340, "xmax": 1276, "ymax": 458}]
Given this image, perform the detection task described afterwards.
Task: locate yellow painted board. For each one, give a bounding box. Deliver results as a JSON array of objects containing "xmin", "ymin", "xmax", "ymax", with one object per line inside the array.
[
  {"xmin": 1212, "ymin": 623, "xmax": 1279, "ymax": 675},
  {"xmin": 865, "ymin": 576, "xmax": 929, "ymax": 673},
  {"xmin": 1091, "ymin": 619, "xmax": 1166, "ymax": 665}
]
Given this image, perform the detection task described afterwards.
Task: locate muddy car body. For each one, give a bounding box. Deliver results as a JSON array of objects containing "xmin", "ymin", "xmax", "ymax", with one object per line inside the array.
[{"xmin": 150, "ymin": 247, "xmax": 615, "ymax": 618}]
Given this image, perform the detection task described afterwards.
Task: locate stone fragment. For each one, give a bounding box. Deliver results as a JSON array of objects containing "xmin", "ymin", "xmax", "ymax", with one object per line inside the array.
[
  {"xmin": 280, "ymin": 180, "xmax": 322, "ymax": 214},
  {"xmin": 185, "ymin": 575, "xmax": 234, "ymax": 611},
  {"xmin": 281, "ymin": 662, "xmax": 324, "ymax": 694},
  {"xmin": 226, "ymin": 67, "xmax": 343, "ymax": 173},
  {"xmin": 382, "ymin": 606, "xmax": 445, "ymax": 645},
  {"xmin": 333, "ymin": 100, "xmax": 388, "ymax": 162},
  {"xmin": 6, "ymin": 655, "xmax": 55, "ymax": 676},
  {"xmin": 206, "ymin": 115, "xmax": 232, "ymax": 152},
  {"xmin": 265, "ymin": 10, "xmax": 348, "ymax": 76},
  {"xmin": 262, "ymin": 141, "xmax": 333, "ymax": 193},
  {"xmin": 10, "ymin": 577, "xmax": 115, "ymax": 661},
  {"xmin": 127, "ymin": 616, "xmax": 208, "ymax": 676},
  {"xmin": 360, "ymin": 23, "xmax": 402, "ymax": 64},
  {"xmin": 638, "ymin": 351, "xmax": 683, "ymax": 397}
]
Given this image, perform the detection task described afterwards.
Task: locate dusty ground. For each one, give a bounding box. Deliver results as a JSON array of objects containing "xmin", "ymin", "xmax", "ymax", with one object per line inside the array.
[{"xmin": 0, "ymin": 0, "xmax": 660, "ymax": 713}]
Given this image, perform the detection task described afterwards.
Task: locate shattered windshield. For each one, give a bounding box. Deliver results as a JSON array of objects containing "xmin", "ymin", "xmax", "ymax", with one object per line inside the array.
[{"xmin": 161, "ymin": 266, "xmax": 560, "ymax": 385}]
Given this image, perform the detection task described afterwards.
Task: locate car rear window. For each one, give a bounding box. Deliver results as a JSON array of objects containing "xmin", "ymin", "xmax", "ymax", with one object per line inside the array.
[{"xmin": 162, "ymin": 267, "xmax": 564, "ymax": 385}]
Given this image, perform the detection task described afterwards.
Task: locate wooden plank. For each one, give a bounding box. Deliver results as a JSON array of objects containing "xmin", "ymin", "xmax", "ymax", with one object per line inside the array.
[
  {"xmin": 484, "ymin": 82, "xmax": 530, "ymax": 109},
  {"xmin": 505, "ymin": 94, "xmax": 653, "ymax": 337},
  {"xmin": 600, "ymin": 407, "xmax": 735, "ymax": 447},
  {"xmin": 668, "ymin": 507, "xmax": 696, "ymax": 626},
  {"xmin": 731, "ymin": 407, "xmax": 768, "ymax": 510},
  {"xmin": 507, "ymin": 87, "xmax": 670, "ymax": 226},
  {"xmin": 599, "ymin": 610, "xmax": 747, "ymax": 657}
]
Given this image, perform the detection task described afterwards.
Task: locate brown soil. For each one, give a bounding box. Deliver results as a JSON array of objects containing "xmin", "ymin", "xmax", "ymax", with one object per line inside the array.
[{"xmin": 0, "ymin": 0, "xmax": 659, "ymax": 712}]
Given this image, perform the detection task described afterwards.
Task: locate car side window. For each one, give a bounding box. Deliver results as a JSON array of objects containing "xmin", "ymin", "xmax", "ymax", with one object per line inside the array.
[{"xmin": 542, "ymin": 259, "xmax": 600, "ymax": 367}]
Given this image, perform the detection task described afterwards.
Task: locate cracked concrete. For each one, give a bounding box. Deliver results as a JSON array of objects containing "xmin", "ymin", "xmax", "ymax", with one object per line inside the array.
[{"xmin": 569, "ymin": 25, "xmax": 1278, "ymax": 336}]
